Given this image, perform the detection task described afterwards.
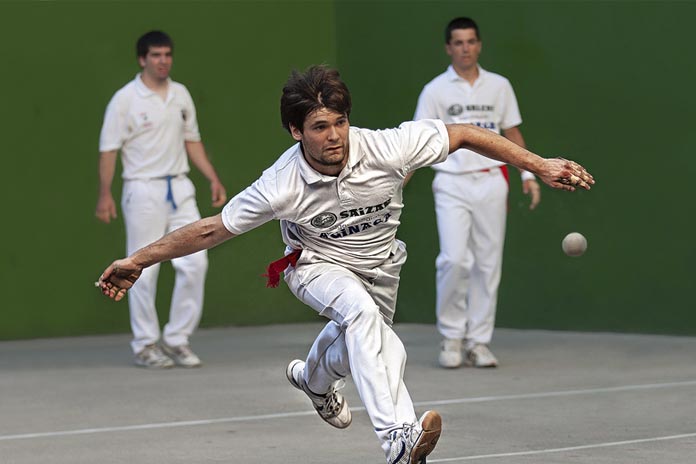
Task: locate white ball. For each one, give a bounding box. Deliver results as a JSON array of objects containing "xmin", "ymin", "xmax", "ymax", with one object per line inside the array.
[{"xmin": 562, "ymin": 232, "xmax": 587, "ymax": 257}]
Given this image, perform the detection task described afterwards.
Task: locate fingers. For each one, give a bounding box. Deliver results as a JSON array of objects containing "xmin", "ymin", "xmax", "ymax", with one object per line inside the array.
[
  {"xmin": 523, "ymin": 180, "xmax": 541, "ymax": 210},
  {"xmin": 95, "ymin": 210, "xmax": 111, "ymax": 224},
  {"xmin": 529, "ymin": 186, "xmax": 541, "ymax": 210},
  {"xmin": 211, "ymin": 186, "xmax": 227, "ymax": 208},
  {"xmin": 556, "ymin": 158, "xmax": 594, "ymax": 190},
  {"xmin": 96, "ymin": 261, "xmax": 140, "ymax": 301},
  {"xmin": 97, "ymin": 277, "xmax": 129, "ymax": 301}
]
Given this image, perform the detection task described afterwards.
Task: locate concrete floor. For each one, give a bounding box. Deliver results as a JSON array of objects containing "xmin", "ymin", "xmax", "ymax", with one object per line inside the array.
[{"xmin": 2, "ymin": 323, "xmax": 695, "ymax": 463}]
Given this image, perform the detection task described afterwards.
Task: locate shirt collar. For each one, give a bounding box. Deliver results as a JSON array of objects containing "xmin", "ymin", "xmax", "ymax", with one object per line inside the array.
[
  {"xmin": 294, "ymin": 127, "xmax": 363, "ymax": 184},
  {"xmin": 134, "ymin": 73, "xmax": 173, "ymax": 99},
  {"xmin": 295, "ymin": 143, "xmax": 334, "ymax": 184},
  {"xmin": 446, "ymin": 64, "xmax": 487, "ymax": 85}
]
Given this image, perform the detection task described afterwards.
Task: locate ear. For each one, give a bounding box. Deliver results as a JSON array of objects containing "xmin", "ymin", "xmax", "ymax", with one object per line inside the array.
[
  {"xmin": 138, "ymin": 56, "xmax": 146, "ymax": 68},
  {"xmin": 445, "ymin": 43, "xmax": 453, "ymax": 57},
  {"xmin": 289, "ymin": 124, "xmax": 303, "ymax": 142}
]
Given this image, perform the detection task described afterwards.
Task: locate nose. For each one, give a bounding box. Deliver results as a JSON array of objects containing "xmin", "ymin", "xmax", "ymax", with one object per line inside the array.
[{"xmin": 328, "ymin": 125, "xmax": 339, "ymax": 141}]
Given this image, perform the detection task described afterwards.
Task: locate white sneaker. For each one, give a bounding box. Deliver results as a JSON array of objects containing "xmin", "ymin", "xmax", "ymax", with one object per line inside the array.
[
  {"xmin": 466, "ymin": 344, "xmax": 498, "ymax": 368},
  {"xmin": 387, "ymin": 410, "xmax": 442, "ymax": 464},
  {"xmin": 161, "ymin": 343, "xmax": 202, "ymax": 368},
  {"xmin": 286, "ymin": 359, "xmax": 352, "ymax": 429},
  {"xmin": 438, "ymin": 338, "xmax": 463, "ymax": 368},
  {"xmin": 134, "ymin": 344, "xmax": 174, "ymax": 369}
]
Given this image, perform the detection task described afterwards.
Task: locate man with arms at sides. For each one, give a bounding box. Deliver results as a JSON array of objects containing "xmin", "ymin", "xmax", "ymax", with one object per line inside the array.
[
  {"xmin": 97, "ymin": 65, "xmax": 592, "ymax": 463},
  {"xmin": 95, "ymin": 31, "xmax": 227, "ymax": 369},
  {"xmin": 413, "ymin": 17, "xmax": 541, "ymax": 369}
]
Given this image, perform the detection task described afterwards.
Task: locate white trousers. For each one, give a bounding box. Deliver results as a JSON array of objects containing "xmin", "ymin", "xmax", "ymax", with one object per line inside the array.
[
  {"xmin": 121, "ymin": 176, "xmax": 208, "ymax": 354},
  {"xmin": 433, "ymin": 169, "xmax": 508, "ymax": 348},
  {"xmin": 284, "ymin": 240, "xmax": 415, "ymax": 455}
]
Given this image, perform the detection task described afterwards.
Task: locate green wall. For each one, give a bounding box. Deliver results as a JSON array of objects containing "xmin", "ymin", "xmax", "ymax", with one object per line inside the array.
[
  {"xmin": 1, "ymin": 1, "xmax": 694, "ymax": 340},
  {"xmin": 0, "ymin": 1, "xmax": 335, "ymax": 339},
  {"xmin": 336, "ymin": 1, "xmax": 695, "ymax": 334}
]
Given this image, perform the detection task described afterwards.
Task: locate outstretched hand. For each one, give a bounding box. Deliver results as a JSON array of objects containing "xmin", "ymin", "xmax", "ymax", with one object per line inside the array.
[
  {"xmin": 96, "ymin": 258, "xmax": 143, "ymax": 302},
  {"xmin": 537, "ymin": 158, "xmax": 594, "ymax": 191}
]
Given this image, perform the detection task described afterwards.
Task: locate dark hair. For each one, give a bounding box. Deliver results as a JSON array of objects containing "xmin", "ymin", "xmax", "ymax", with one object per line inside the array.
[
  {"xmin": 445, "ymin": 17, "xmax": 480, "ymax": 43},
  {"xmin": 136, "ymin": 30, "xmax": 174, "ymax": 58},
  {"xmin": 280, "ymin": 65, "xmax": 352, "ymax": 133}
]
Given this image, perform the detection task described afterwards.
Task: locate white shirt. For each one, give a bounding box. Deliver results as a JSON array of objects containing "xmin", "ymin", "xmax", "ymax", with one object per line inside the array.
[
  {"xmin": 414, "ymin": 65, "xmax": 522, "ymax": 174},
  {"xmin": 221, "ymin": 119, "xmax": 449, "ymax": 274},
  {"xmin": 99, "ymin": 74, "xmax": 201, "ymax": 180}
]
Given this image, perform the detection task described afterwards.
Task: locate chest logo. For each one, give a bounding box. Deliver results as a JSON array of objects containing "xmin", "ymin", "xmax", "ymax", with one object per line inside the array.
[
  {"xmin": 310, "ymin": 212, "xmax": 337, "ymax": 229},
  {"xmin": 447, "ymin": 104, "xmax": 464, "ymax": 116}
]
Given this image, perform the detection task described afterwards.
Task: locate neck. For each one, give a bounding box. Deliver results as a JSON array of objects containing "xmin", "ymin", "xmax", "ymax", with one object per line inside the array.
[
  {"xmin": 452, "ymin": 63, "xmax": 479, "ymax": 85},
  {"xmin": 140, "ymin": 73, "xmax": 169, "ymax": 92}
]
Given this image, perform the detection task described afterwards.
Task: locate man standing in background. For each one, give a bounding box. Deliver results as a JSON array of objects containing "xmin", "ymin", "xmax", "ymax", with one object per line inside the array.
[
  {"xmin": 413, "ymin": 17, "xmax": 541, "ymax": 368},
  {"xmin": 95, "ymin": 30, "xmax": 227, "ymax": 368}
]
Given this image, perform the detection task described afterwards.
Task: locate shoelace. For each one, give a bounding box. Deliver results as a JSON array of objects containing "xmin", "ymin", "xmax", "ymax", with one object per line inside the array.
[
  {"xmin": 399, "ymin": 422, "xmax": 417, "ymax": 445},
  {"xmin": 177, "ymin": 345, "xmax": 194, "ymax": 357},
  {"xmin": 319, "ymin": 379, "xmax": 346, "ymax": 416},
  {"xmin": 388, "ymin": 422, "xmax": 419, "ymax": 464}
]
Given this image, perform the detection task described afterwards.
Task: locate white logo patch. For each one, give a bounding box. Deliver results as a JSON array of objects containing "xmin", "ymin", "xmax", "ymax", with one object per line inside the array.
[{"xmin": 311, "ymin": 212, "xmax": 337, "ymax": 229}]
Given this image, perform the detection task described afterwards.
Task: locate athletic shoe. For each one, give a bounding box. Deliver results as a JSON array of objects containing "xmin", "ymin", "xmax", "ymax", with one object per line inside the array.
[
  {"xmin": 466, "ymin": 344, "xmax": 498, "ymax": 368},
  {"xmin": 134, "ymin": 344, "xmax": 175, "ymax": 369},
  {"xmin": 286, "ymin": 359, "xmax": 352, "ymax": 429},
  {"xmin": 438, "ymin": 338, "xmax": 463, "ymax": 368},
  {"xmin": 161, "ymin": 343, "xmax": 202, "ymax": 368},
  {"xmin": 387, "ymin": 410, "xmax": 442, "ymax": 464}
]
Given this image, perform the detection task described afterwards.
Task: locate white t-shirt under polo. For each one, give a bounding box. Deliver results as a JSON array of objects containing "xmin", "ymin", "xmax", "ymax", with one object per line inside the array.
[
  {"xmin": 221, "ymin": 119, "xmax": 449, "ymax": 274},
  {"xmin": 414, "ymin": 65, "xmax": 522, "ymax": 174},
  {"xmin": 99, "ymin": 74, "xmax": 201, "ymax": 180}
]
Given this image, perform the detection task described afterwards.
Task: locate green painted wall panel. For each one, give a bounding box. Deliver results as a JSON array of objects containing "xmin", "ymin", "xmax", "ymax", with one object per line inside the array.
[
  {"xmin": 0, "ymin": 1, "xmax": 335, "ymax": 340},
  {"xmin": 2, "ymin": 1, "xmax": 694, "ymax": 340},
  {"xmin": 336, "ymin": 1, "xmax": 695, "ymax": 334}
]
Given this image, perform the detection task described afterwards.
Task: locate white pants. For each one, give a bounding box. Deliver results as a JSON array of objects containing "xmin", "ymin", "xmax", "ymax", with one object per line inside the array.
[
  {"xmin": 433, "ymin": 169, "xmax": 508, "ymax": 348},
  {"xmin": 284, "ymin": 240, "xmax": 416, "ymax": 455},
  {"xmin": 121, "ymin": 176, "xmax": 208, "ymax": 354}
]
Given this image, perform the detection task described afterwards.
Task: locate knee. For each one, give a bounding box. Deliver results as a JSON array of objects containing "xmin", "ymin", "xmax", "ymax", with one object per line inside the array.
[
  {"xmin": 436, "ymin": 253, "xmax": 470, "ymax": 276},
  {"xmin": 345, "ymin": 304, "xmax": 382, "ymax": 331}
]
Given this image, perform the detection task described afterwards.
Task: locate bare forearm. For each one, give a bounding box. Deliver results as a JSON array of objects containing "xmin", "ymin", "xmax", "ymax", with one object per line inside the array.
[
  {"xmin": 447, "ymin": 124, "xmax": 543, "ymax": 173},
  {"xmin": 132, "ymin": 214, "xmax": 235, "ymax": 268},
  {"xmin": 98, "ymin": 150, "xmax": 118, "ymax": 195},
  {"xmin": 185, "ymin": 141, "xmax": 221, "ymax": 183}
]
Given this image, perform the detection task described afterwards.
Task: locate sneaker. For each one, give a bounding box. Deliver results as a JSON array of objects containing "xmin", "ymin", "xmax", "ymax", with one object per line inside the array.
[
  {"xmin": 438, "ymin": 338, "xmax": 463, "ymax": 368},
  {"xmin": 387, "ymin": 410, "xmax": 442, "ymax": 464},
  {"xmin": 286, "ymin": 359, "xmax": 352, "ymax": 429},
  {"xmin": 134, "ymin": 344, "xmax": 175, "ymax": 369},
  {"xmin": 161, "ymin": 343, "xmax": 202, "ymax": 368},
  {"xmin": 466, "ymin": 344, "xmax": 498, "ymax": 368}
]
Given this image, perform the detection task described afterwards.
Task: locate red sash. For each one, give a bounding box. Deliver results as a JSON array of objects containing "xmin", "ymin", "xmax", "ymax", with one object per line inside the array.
[{"xmin": 264, "ymin": 249, "xmax": 302, "ymax": 288}]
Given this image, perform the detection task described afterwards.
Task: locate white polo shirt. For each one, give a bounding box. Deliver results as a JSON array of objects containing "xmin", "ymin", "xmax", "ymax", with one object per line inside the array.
[
  {"xmin": 99, "ymin": 74, "xmax": 201, "ymax": 180},
  {"xmin": 414, "ymin": 65, "xmax": 522, "ymax": 174},
  {"xmin": 221, "ymin": 119, "xmax": 449, "ymax": 273}
]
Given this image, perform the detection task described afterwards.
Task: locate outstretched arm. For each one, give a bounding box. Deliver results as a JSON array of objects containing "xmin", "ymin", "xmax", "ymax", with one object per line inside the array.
[
  {"xmin": 97, "ymin": 214, "xmax": 235, "ymax": 301},
  {"xmin": 446, "ymin": 124, "xmax": 594, "ymax": 191}
]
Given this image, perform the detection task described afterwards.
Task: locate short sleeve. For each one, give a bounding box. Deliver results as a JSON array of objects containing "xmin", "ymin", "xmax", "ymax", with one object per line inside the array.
[
  {"xmin": 181, "ymin": 87, "xmax": 201, "ymax": 142},
  {"xmin": 99, "ymin": 93, "xmax": 126, "ymax": 152},
  {"xmin": 221, "ymin": 177, "xmax": 276, "ymax": 235},
  {"xmin": 499, "ymin": 80, "xmax": 522, "ymax": 130},
  {"xmin": 398, "ymin": 119, "xmax": 450, "ymax": 172},
  {"xmin": 413, "ymin": 86, "xmax": 440, "ymax": 121}
]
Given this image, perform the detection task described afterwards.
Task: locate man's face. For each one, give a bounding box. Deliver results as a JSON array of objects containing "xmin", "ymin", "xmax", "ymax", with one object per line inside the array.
[
  {"xmin": 446, "ymin": 28, "xmax": 481, "ymax": 71},
  {"xmin": 139, "ymin": 45, "xmax": 172, "ymax": 82},
  {"xmin": 290, "ymin": 108, "xmax": 350, "ymax": 176}
]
